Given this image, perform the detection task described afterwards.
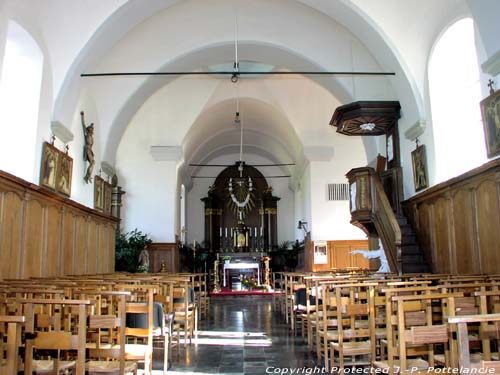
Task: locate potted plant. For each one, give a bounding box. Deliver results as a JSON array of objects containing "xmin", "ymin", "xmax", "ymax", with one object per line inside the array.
[{"xmin": 115, "ymin": 229, "xmax": 152, "ymax": 273}]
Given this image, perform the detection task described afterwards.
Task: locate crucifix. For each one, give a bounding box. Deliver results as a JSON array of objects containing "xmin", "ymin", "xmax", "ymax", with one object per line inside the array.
[{"xmin": 488, "ymin": 79, "xmax": 495, "ymax": 95}]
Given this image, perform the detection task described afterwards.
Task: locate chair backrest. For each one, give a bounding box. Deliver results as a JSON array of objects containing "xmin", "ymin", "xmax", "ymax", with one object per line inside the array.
[
  {"xmin": 18, "ymin": 298, "xmax": 92, "ymax": 375},
  {"xmin": 391, "ymin": 292, "xmax": 463, "ymax": 372},
  {"xmin": 448, "ymin": 313, "xmax": 500, "ymax": 370},
  {"xmin": 80, "ymin": 290, "xmax": 131, "ymax": 374},
  {"xmin": 0, "ymin": 315, "xmax": 25, "ymax": 375}
]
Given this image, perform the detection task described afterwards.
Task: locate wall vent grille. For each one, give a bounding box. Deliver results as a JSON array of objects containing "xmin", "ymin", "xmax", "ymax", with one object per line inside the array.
[{"xmin": 327, "ymin": 183, "xmax": 349, "ymax": 201}]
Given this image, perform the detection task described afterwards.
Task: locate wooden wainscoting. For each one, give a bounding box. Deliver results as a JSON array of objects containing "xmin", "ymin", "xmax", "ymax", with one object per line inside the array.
[
  {"xmin": 405, "ymin": 159, "xmax": 500, "ymax": 274},
  {"xmin": 0, "ymin": 170, "xmax": 117, "ymax": 279},
  {"xmin": 148, "ymin": 242, "xmax": 179, "ymax": 273},
  {"xmin": 308, "ymin": 239, "xmax": 374, "ymax": 272}
]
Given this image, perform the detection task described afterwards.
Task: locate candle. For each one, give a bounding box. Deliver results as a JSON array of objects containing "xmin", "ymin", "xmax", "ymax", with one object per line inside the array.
[
  {"xmin": 255, "ymin": 227, "xmax": 257, "ymax": 237},
  {"xmin": 231, "ymin": 227, "xmax": 233, "ymax": 236},
  {"xmin": 220, "ymin": 227, "xmax": 222, "ymax": 237},
  {"xmin": 245, "ymin": 232, "xmax": 249, "ymax": 246},
  {"xmin": 260, "ymin": 227, "xmax": 263, "ymax": 236},
  {"xmin": 225, "ymin": 227, "xmax": 228, "ymax": 237},
  {"xmin": 193, "ymin": 240, "xmax": 196, "ymax": 247}
]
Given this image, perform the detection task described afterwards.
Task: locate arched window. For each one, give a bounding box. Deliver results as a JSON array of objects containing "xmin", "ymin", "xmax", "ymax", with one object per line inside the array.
[
  {"xmin": 0, "ymin": 21, "xmax": 44, "ymax": 181},
  {"xmin": 429, "ymin": 18, "xmax": 485, "ymax": 183}
]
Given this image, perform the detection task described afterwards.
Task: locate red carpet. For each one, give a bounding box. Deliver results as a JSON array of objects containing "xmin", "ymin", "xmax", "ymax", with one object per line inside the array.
[{"xmin": 211, "ymin": 288, "xmax": 282, "ymax": 296}]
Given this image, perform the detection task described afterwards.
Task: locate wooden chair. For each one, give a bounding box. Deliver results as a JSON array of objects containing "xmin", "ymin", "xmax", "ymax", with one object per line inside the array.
[
  {"xmin": 318, "ymin": 281, "xmax": 353, "ymax": 370},
  {"xmin": 0, "ymin": 315, "xmax": 25, "ymax": 375},
  {"xmin": 172, "ymin": 279, "xmax": 196, "ymax": 346},
  {"xmin": 120, "ymin": 285, "xmax": 169, "ymax": 375},
  {"xmin": 447, "ymin": 313, "xmax": 500, "ymax": 371},
  {"xmin": 373, "ymin": 292, "xmax": 462, "ymax": 373},
  {"xmin": 80, "ymin": 290, "xmax": 138, "ymax": 375},
  {"xmin": 19, "ymin": 298, "xmax": 92, "ymax": 375},
  {"xmin": 330, "ymin": 283, "xmax": 377, "ymax": 373}
]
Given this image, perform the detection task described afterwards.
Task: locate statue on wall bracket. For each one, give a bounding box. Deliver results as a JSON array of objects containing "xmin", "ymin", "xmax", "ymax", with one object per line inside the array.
[{"xmin": 80, "ymin": 111, "xmax": 95, "ymax": 183}]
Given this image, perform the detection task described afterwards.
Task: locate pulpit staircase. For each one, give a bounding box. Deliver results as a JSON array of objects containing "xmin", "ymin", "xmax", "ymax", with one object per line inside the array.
[
  {"xmin": 397, "ymin": 215, "xmax": 429, "ymax": 273},
  {"xmin": 346, "ymin": 167, "xmax": 429, "ymax": 275}
]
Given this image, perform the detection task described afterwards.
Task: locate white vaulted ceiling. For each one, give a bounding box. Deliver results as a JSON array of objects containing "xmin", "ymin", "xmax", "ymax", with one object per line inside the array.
[{"xmin": 3, "ymin": 0, "xmax": 473, "ymax": 178}]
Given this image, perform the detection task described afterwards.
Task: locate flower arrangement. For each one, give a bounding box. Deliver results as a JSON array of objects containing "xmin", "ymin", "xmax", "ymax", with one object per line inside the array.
[
  {"xmin": 137, "ymin": 264, "xmax": 149, "ymax": 273},
  {"xmin": 240, "ymin": 275, "xmax": 258, "ymax": 289}
]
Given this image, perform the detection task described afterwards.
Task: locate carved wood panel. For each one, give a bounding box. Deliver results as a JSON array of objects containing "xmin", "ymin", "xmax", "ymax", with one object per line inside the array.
[
  {"xmin": 475, "ymin": 180, "xmax": 500, "ymax": 274},
  {"xmin": 309, "ymin": 240, "xmax": 372, "ymax": 272},
  {"xmin": 452, "ymin": 189, "xmax": 479, "ymax": 274},
  {"xmin": 0, "ymin": 170, "xmax": 117, "ymax": 279},
  {"xmin": 46, "ymin": 206, "xmax": 62, "ymax": 277},
  {"xmin": 434, "ymin": 197, "xmax": 453, "ymax": 273},
  {"xmin": 406, "ymin": 160, "xmax": 500, "ymax": 274}
]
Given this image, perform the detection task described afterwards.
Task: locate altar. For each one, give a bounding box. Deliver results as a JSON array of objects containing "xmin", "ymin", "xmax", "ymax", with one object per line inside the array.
[{"xmin": 223, "ymin": 262, "xmax": 260, "ymax": 287}]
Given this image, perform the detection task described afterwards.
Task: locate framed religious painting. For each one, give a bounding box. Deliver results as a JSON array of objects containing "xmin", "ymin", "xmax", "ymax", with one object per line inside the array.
[
  {"xmin": 103, "ymin": 180, "xmax": 113, "ymax": 215},
  {"xmin": 40, "ymin": 142, "xmax": 59, "ymax": 191},
  {"xmin": 480, "ymin": 89, "xmax": 500, "ymax": 158},
  {"xmin": 94, "ymin": 175, "xmax": 104, "ymax": 211},
  {"xmin": 55, "ymin": 152, "xmax": 73, "ymax": 197},
  {"xmin": 411, "ymin": 144, "xmax": 428, "ymax": 192}
]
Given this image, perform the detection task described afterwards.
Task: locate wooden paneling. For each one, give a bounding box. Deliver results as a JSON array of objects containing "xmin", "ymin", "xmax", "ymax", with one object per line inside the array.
[
  {"xmin": 62, "ymin": 211, "xmax": 76, "ymax": 275},
  {"xmin": 46, "ymin": 206, "xmax": 62, "ymax": 277},
  {"xmin": 148, "ymin": 243, "xmax": 179, "ymax": 273},
  {"xmin": 308, "ymin": 240, "xmax": 373, "ymax": 272},
  {"xmin": 434, "ymin": 197, "xmax": 453, "ymax": 273},
  {"xmin": 452, "ymin": 189, "xmax": 478, "ymax": 274},
  {"xmin": 1, "ymin": 192, "xmax": 23, "ymax": 279},
  {"xmin": 405, "ymin": 159, "xmax": 500, "ymax": 274},
  {"xmin": 0, "ymin": 170, "xmax": 117, "ymax": 279},
  {"xmin": 475, "ymin": 180, "xmax": 500, "ymax": 274},
  {"xmin": 87, "ymin": 221, "xmax": 98, "ymax": 274},
  {"xmin": 23, "ymin": 199, "xmax": 44, "ymax": 278}
]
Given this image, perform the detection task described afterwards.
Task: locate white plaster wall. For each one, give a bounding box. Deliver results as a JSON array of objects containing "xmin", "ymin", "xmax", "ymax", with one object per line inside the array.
[
  {"xmin": 118, "ymin": 158, "xmax": 177, "ymax": 242},
  {"xmin": 307, "ymin": 137, "xmax": 368, "ymax": 241}
]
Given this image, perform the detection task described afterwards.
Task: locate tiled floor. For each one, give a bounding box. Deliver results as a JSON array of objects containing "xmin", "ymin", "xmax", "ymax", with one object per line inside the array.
[{"xmin": 156, "ymin": 295, "xmax": 320, "ymax": 374}]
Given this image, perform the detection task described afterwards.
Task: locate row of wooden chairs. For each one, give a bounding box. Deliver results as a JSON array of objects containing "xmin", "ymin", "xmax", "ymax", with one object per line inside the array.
[
  {"xmin": 0, "ymin": 271, "xmax": 209, "ymax": 374},
  {"xmin": 273, "ymin": 271, "xmax": 500, "ymax": 373}
]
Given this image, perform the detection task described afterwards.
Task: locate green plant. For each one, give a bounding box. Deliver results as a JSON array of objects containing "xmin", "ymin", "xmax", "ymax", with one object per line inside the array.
[{"xmin": 115, "ymin": 229, "xmax": 152, "ymax": 273}]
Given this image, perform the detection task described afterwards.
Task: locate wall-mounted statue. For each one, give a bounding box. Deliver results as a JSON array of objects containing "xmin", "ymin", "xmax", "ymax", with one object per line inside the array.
[{"xmin": 80, "ymin": 111, "xmax": 95, "ymax": 183}]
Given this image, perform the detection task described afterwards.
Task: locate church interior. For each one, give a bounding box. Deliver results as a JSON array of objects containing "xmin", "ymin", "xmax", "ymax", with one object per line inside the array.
[{"xmin": 1, "ymin": 0, "xmax": 500, "ymax": 373}]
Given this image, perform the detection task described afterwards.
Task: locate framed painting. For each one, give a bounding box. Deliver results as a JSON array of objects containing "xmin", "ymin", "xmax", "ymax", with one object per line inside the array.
[
  {"xmin": 103, "ymin": 181, "xmax": 112, "ymax": 215},
  {"xmin": 94, "ymin": 176, "xmax": 104, "ymax": 211},
  {"xmin": 480, "ymin": 89, "xmax": 500, "ymax": 158},
  {"xmin": 40, "ymin": 142, "xmax": 59, "ymax": 191},
  {"xmin": 56, "ymin": 152, "xmax": 73, "ymax": 197},
  {"xmin": 411, "ymin": 144, "xmax": 428, "ymax": 192}
]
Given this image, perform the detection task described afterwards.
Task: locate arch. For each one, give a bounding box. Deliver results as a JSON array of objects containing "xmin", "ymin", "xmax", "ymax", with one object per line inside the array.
[
  {"xmin": 429, "ymin": 17, "xmax": 486, "ymax": 183},
  {"xmin": 0, "ymin": 20, "xmax": 44, "ymax": 181},
  {"xmin": 103, "ymin": 41, "xmax": 353, "ymax": 163},
  {"xmin": 53, "ymin": 0, "xmax": 422, "ymax": 164}
]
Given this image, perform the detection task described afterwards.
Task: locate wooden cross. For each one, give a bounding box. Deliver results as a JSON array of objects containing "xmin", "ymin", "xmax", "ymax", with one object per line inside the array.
[{"xmin": 488, "ymin": 79, "xmax": 495, "ymax": 95}]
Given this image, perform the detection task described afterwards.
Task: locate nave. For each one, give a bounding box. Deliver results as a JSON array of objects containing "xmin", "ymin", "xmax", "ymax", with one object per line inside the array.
[{"xmin": 165, "ymin": 296, "xmax": 317, "ymax": 374}]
